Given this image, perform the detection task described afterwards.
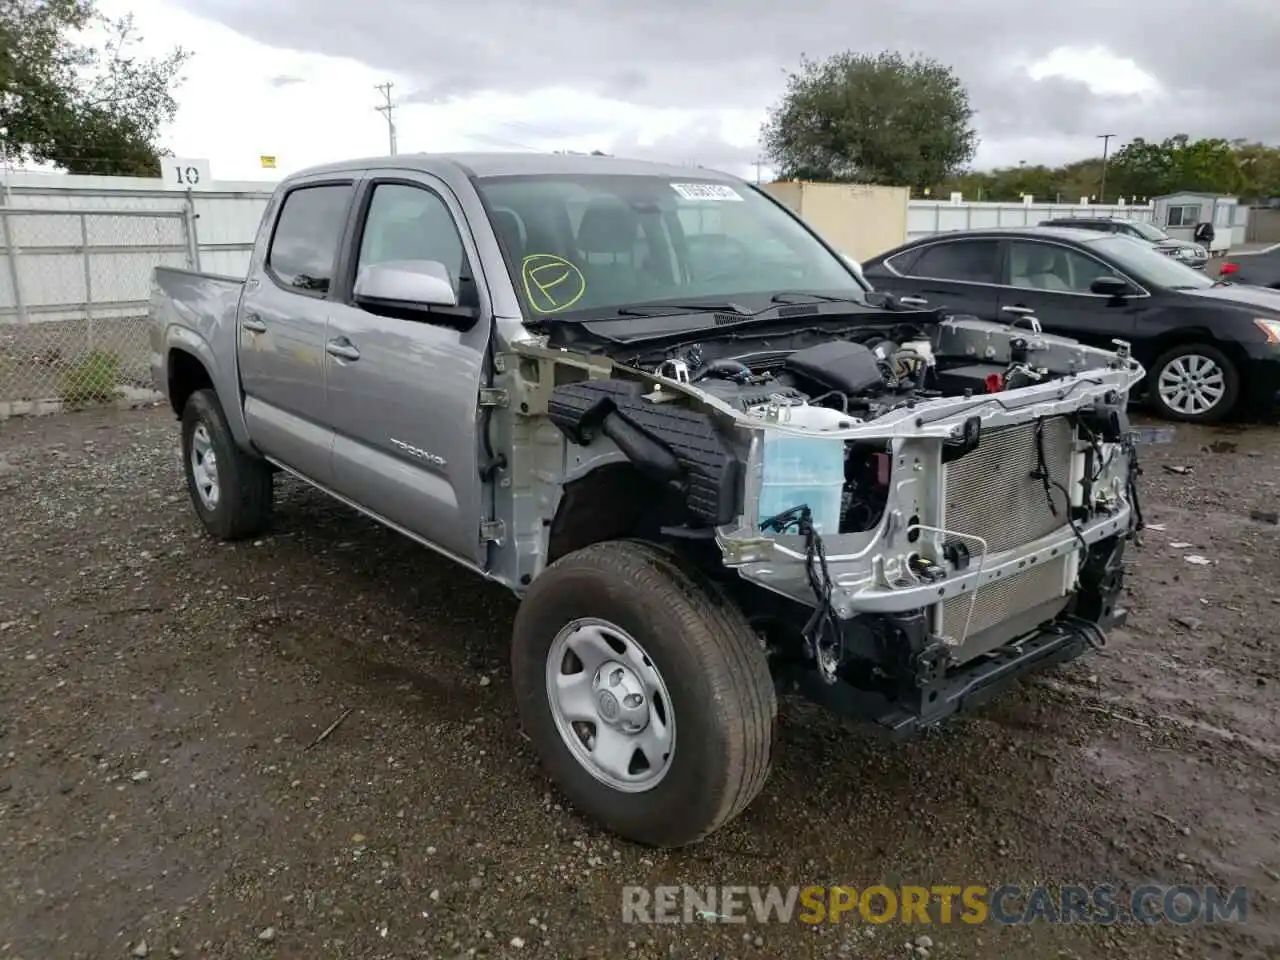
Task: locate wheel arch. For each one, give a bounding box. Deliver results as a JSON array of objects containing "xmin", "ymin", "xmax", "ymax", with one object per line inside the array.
[
  {"xmin": 545, "ymin": 462, "xmax": 671, "ymax": 565},
  {"xmin": 167, "ymin": 347, "xmax": 214, "ymax": 418},
  {"xmin": 1139, "ymin": 326, "xmax": 1250, "ymax": 372}
]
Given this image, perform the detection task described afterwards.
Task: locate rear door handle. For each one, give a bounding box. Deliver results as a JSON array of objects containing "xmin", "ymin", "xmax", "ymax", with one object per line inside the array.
[
  {"xmin": 898, "ymin": 296, "xmax": 928, "ymax": 306},
  {"xmin": 241, "ymin": 314, "xmax": 267, "ymax": 333},
  {"xmin": 325, "ymin": 338, "xmax": 360, "ymax": 362}
]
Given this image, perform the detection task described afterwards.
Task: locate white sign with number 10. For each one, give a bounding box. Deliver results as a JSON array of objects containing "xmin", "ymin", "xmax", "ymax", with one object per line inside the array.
[{"xmin": 162, "ymin": 157, "xmax": 212, "ymax": 190}]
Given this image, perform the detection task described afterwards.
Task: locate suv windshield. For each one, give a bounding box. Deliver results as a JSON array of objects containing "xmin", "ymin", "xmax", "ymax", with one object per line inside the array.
[
  {"xmin": 473, "ymin": 173, "xmax": 867, "ymax": 319},
  {"xmin": 1093, "ymin": 236, "xmax": 1215, "ymax": 289},
  {"xmin": 1128, "ymin": 220, "xmax": 1171, "ymax": 242}
]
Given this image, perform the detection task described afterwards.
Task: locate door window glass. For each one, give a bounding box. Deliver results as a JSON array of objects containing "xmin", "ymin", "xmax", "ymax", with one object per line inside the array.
[
  {"xmin": 266, "ymin": 184, "xmax": 353, "ymax": 293},
  {"xmin": 909, "ymin": 240, "xmax": 1000, "ymax": 283},
  {"xmin": 1007, "ymin": 241, "xmax": 1113, "ymax": 293},
  {"xmin": 356, "ymin": 183, "xmax": 468, "ymax": 295}
]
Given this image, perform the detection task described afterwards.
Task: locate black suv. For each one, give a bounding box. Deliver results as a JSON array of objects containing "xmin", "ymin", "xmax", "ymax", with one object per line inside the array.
[{"xmin": 1038, "ymin": 216, "xmax": 1208, "ymax": 270}]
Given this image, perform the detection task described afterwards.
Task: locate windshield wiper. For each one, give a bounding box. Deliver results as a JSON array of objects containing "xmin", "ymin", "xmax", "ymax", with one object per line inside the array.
[
  {"xmin": 771, "ymin": 291, "xmax": 863, "ymax": 305},
  {"xmin": 611, "ymin": 301, "xmax": 755, "ymax": 317}
]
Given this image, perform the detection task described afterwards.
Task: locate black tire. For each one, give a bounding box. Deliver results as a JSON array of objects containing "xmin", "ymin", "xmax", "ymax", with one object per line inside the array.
[
  {"xmin": 180, "ymin": 388, "xmax": 274, "ymax": 540},
  {"xmin": 1146, "ymin": 342, "xmax": 1240, "ymax": 424},
  {"xmin": 511, "ymin": 539, "xmax": 777, "ymax": 847}
]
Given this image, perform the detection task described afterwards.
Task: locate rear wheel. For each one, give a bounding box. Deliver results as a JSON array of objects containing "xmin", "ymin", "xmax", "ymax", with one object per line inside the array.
[
  {"xmin": 1147, "ymin": 343, "xmax": 1239, "ymax": 424},
  {"xmin": 180, "ymin": 388, "xmax": 274, "ymax": 540},
  {"xmin": 511, "ymin": 540, "xmax": 777, "ymax": 847}
]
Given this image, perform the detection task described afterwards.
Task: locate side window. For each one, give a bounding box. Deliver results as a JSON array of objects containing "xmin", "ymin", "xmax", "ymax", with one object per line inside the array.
[
  {"xmin": 909, "ymin": 240, "xmax": 1000, "ymax": 283},
  {"xmin": 1007, "ymin": 241, "xmax": 1112, "ymax": 293},
  {"xmin": 883, "ymin": 247, "xmax": 923, "ymax": 275},
  {"xmin": 1166, "ymin": 204, "xmax": 1199, "ymax": 228},
  {"xmin": 266, "ymin": 184, "xmax": 353, "ymax": 293},
  {"xmin": 356, "ymin": 183, "xmax": 467, "ymax": 295}
]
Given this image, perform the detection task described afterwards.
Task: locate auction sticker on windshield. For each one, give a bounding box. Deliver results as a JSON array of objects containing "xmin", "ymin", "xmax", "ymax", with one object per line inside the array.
[{"xmin": 671, "ymin": 183, "xmax": 743, "ymax": 202}]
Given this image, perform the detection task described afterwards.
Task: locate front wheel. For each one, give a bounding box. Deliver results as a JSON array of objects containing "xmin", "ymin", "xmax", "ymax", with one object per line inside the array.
[
  {"xmin": 511, "ymin": 540, "xmax": 777, "ymax": 847},
  {"xmin": 1147, "ymin": 343, "xmax": 1239, "ymax": 423}
]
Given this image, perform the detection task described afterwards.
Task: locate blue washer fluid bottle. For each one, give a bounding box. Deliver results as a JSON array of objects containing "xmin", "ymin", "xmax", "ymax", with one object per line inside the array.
[{"xmin": 755, "ymin": 400, "xmax": 851, "ymax": 536}]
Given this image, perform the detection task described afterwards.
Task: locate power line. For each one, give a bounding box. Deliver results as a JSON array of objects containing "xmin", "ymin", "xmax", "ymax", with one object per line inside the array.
[{"xmin": 375, "ymin": 82, "xmax": 397, "ymax": 156}]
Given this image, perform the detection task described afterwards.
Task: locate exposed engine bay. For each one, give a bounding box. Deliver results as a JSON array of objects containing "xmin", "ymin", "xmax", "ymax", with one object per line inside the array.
[
  {"xmin": 630, "ymin": 320, "xmax": 1061, "ymax": 427},
  {"xmin": 610, "ymin": 317, "xmax": 1115, "ymax": 536}
]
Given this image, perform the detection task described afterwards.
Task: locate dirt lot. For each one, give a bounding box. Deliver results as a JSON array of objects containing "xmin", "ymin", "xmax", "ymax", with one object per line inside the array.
[{"xmin": 0, "ymin": 405, "xmax": 1276, "ymax": 960}]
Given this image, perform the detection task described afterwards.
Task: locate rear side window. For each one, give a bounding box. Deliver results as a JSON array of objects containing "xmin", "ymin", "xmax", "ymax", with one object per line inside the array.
[
  {"xmin": 267, "ymin": 184, "xmax": 353, "ymax": 294},
  {"xmin": 909, "ymin": 240, "xmax": 1001, "ymax": 283},
  {"xmin": 883, "ymin": 247, "xmax": 923, "ymax": 274}
]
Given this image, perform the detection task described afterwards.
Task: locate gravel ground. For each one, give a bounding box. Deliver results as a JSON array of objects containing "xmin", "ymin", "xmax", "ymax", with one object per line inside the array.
[{"xmin": 0, "ymin": 405, "xmax": 1277, "ymax": 960}]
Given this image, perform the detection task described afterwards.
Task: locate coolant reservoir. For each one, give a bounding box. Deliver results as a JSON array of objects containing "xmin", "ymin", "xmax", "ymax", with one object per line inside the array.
[{"xmin": 752, "ymin": 399, "xmax": 851, "ymax": 536}]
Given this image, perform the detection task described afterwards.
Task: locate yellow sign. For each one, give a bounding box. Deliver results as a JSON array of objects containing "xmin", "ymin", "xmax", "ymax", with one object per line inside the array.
[
  {"xmin": 260, "ymin": 155, "xmax": 277, "ymax": 169},
  {"xmin": 521, "ymin": 253, "xmax": 586, "ymax": 314}
]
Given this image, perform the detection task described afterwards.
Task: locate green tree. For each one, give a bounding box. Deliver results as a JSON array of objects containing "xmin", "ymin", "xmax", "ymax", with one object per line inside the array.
[
  {"xmin": 1107, "ymin": 135, "xmax": 1244, "ymax": 201},
  {"xmin": 1229, "ymin": 139, "xmax": 1280, "ymax": 201},
  {"xmin": 762, "ymin": 51, "xmax": 978, "ymax": 190},
  {"xmin": 1, "ymin": 0, "xmax": 189, "ymax": 176}
]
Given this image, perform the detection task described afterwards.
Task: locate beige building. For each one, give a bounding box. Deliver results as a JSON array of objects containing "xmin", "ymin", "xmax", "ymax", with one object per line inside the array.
[{"xmin": 763, "ymin": 181, "xmax": 910, "ymax": 261}]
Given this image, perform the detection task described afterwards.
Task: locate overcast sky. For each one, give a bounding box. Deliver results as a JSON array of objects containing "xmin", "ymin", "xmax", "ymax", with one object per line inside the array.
[{"xmin": 92, "ymin": 0, "xmax": 1280, "ymax": 183}]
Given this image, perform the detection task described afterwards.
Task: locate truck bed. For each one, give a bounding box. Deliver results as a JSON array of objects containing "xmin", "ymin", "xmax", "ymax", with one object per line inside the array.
[{"xmin": 149, "ymin": 266, "xmax": 249, "ymax": 438}]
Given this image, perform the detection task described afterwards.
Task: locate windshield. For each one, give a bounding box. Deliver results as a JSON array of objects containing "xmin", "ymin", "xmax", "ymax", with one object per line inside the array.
[
  {"xmin": 1093, "ymin": 236, "xmax": 1215, "ymax": 289},
  {"xmin": 1128, "ymin": 220, "xmax": 1170, "ymax": 242},
  {"xmin": 473, "ymin": 173, "xmax": 868, "ymax": 319}
]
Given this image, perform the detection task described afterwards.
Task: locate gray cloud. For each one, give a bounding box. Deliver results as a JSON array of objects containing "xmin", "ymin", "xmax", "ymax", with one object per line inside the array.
[
  {"xmin": 606, "ymin": 117, "xmax": 763, "ymax": 179},
  {"xmin": 191, "ymin": 0, "xmax": 1280, "ymax": 166}
]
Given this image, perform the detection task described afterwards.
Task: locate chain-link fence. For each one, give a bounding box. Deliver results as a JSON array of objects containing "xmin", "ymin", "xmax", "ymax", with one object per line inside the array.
[{"xmin": 0, "ymin": 206, "xmax": 196, "ymax": 414}]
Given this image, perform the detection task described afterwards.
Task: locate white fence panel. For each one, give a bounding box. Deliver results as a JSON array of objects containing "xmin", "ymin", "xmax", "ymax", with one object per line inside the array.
[
  {"xmin": 0, "ymin": 173, "xmax": 276, "ymax": 415},
  {"xmin": 907, "ymin": 201, "xmax": 1156, "ymax": 242}
]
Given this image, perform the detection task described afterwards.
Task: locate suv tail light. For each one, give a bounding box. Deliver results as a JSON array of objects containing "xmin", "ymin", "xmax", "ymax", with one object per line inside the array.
[{"xmin": 1219, "ymin": 261, "xmax": 1239, "ymax": 276}]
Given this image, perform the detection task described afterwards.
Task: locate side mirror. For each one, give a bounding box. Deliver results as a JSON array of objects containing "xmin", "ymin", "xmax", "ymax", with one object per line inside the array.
[
  {"xmin": 1090, "ymin": 275, "xmax": 1132, "ymax": 298},
  {"xmin": 354, "ymin": 260, "xmax": 458, "ymax": 308}
]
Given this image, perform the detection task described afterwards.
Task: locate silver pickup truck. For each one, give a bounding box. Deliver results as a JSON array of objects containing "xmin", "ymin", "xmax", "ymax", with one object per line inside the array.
[{"xmin": 150, "ymin": 153, "xmax": 1146, "ymax": 848}]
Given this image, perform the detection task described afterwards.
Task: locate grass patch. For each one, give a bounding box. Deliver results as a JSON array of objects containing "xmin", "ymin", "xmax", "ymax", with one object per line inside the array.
[{"xmin": 58, "ymin": 349, "xmax": 123, "ymax": 408}]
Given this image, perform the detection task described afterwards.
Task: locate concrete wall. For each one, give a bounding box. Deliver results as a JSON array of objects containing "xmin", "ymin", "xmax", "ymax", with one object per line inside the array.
[
  {"xmin": 763, "ymin": 181, "xmax": 910, "ymax": 262},
  {"xmin": 907, "ymin": 200, "xmax": 1155, "ymax": 247}
]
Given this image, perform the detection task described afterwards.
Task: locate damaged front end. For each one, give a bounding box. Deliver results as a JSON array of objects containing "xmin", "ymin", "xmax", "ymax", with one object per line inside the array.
[
  {"xmin": 715, "ymin": 320, "xmax": 1145, "ymax": 735},
  {"xmin": 514, "ymin": 311, "xmax": 1145, "ymax": 736}
]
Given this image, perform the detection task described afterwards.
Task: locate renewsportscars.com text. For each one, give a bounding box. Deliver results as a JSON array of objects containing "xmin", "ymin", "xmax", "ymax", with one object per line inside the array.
[{"xmin": 621, "ymin": 884, "xmax": 1249, "ymax": 926}]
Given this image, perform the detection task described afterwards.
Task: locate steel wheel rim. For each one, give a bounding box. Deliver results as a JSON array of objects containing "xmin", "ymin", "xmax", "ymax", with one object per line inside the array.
[
  {"xmin": 190, "ymin": 423, "xmax": 220, "ymax": 510},
  {"xmin": 545, "ymin": 617, "xmax": 676, "ymax": 793},
  {"xmin": 1157, "ymin": 354, "xmax": 1226, "ymax": 416}
]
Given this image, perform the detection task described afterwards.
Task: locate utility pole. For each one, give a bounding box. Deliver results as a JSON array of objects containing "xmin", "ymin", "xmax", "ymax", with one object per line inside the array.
[
  {"xmin": 755, "ymin": 157, "xmax": 764, "ymax": 185},
  {"xmin": 1097, "ymin": 133, "xmax": 1116, "ymax": 205},
  {"xmin": 375, "ymin": 82, "xmax": 398, "ymax": 156}
]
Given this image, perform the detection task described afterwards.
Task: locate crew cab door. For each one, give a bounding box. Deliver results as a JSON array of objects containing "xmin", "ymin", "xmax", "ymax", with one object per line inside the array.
[
  {"xmin": 237, "ymin": 179, "xmax": 355, "ymax": 483},
  {"xmin": 323, "ymin": 173, "xmax": 492, "ymax": 567},
  {"xmin": 872, "ymin": 237, "xmax": 1003, "ymax": 320},
  {"xmin": 997, "ymin": 238, "xmax": 1140, "ymax": 348}
]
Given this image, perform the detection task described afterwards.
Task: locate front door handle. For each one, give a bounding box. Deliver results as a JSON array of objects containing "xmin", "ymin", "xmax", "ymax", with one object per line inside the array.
[
  {"xmin": 898, "ymin": 295, "xmax": 929, "ymax": 306},
  {"xmin": 242, "ymin": 314, "xmax": 267, "ymax": 333},
  {"xmin": 1001, "ymin": 305, "xmax": 1035, "ymax": 315},
  {"xmin": 326, "ymin": 338, "xmax": 360, "ymax": 362}
]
